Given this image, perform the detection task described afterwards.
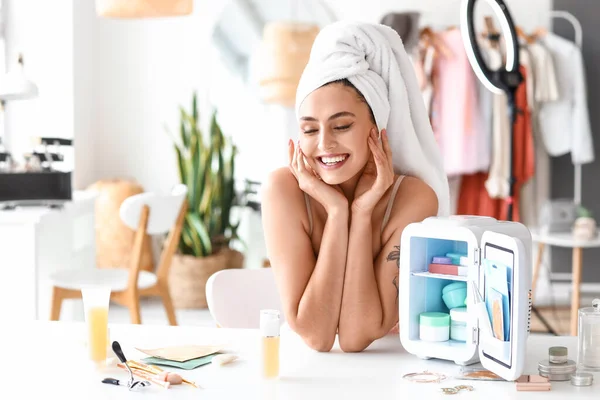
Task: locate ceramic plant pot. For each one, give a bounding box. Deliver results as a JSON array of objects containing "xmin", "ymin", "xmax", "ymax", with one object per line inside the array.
[{"xmin": 573, "ymin": 217, "xmax": 597, "ymax": 241}]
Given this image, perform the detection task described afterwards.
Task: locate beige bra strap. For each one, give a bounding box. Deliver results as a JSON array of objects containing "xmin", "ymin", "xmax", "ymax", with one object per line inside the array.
[
  {"xmin": 304, "ymin": 192, "xmax": 313, "ymax": 236},
  {"xmin": 381, "ymin": 175, "xmax": 405, "ymax": 234}
]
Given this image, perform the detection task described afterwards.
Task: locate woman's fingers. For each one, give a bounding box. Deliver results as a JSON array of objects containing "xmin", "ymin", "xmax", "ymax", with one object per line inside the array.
[
  {"xmin": 368, "ymin": 129, "xmax": 394, "ymax": 191},
  {"xmin": 289, "ymin": 140, "xmax": 299, "ymax": 179},
  {"xmin": 368, "ymin": 129, "xmax": 385, "ymax": 164},
  {"xmin": 381, "ymin": 129, "xmax": 393, "ymax": 164},
  {"xmin": 305, "ymin": 158, "xmax": 321, "ymax": 179},
  {"xmin": 303, "ymin": 153, "xmax": 312, "ymax": 172},
  {"xmin": 288, "ymin": 139, "xmax": 295, "ymax": 165},
  {"xmin": 298, "ymin": 148, "xmax": 310, "ymax": 174},
  {"xmin": 296, "ymin": 144, "xmax": 308, "ymax": 176},
  {"xmin": 368, "ymin": 137, "xmax": 385, "ymax": 174}
]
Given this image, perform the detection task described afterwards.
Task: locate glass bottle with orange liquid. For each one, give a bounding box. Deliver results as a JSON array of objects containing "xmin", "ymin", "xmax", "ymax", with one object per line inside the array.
[
  {"xmin": 82, "ymin": 286, "xmax": 111, "ymax": 364},
  {"xmin": 260, "ymin": 309, "xmax": 280, "ymax": 379}
]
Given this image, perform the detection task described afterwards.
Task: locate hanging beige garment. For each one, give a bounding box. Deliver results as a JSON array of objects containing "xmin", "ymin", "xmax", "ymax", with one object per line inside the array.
[{"xmin": 519, "ymin": 41, "xmax": 557, "ymax": 228}]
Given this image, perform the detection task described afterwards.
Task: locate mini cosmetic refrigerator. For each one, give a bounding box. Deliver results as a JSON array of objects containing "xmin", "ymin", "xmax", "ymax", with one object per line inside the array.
[{"xmin": 399, "ymin": 215, "xmax": 532, "ymax": 381}]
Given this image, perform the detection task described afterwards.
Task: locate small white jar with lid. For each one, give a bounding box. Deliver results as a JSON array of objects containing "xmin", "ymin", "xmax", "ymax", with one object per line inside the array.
[
  {"xmin": 450, "ymin": 307, "xmax": 468, "ymax": 342},
  {"xmin": 419, "ymin": 312, "xmax": 450, "ymax": 342}
]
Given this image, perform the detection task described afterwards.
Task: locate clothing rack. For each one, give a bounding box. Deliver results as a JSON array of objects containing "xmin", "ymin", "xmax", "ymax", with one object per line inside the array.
[
  {"xmin": 550, "ymin": 10, "xmax": 583, "ymax": 206},
  {"xmin": 522, "ymin": 11, "xmax": 584, "ymax": 337},
  {"xmin": 481, "ymin": 12, "xmax": 559, "ymax": 334}
]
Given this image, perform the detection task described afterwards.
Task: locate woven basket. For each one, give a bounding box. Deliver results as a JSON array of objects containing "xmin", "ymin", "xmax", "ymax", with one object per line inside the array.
[
  {"xmin": 221, "ymin": 248, "xmax": 244, "ymax": 270},
  {"xmin": 88, "ymin": 179, "xmax": 154, "ymax": 272},
  {"xmin": 169, "ymin": 249, "xmax": 244, "ymax": 309}
]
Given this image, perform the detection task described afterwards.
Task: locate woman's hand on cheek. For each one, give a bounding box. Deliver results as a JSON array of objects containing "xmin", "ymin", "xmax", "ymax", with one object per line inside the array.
[
  {"xmin": 352, "ymin": 128, "xmax": 394, "ymax": 215},
  {"xmin": 288, "ymin": 139, "xmax": 348, "ymax": 214}
]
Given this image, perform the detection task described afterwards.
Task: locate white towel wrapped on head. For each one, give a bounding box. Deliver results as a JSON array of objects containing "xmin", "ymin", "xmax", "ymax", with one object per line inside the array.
[{"xmin": 295, "ymin": 21, "xmax": 450, "ymax": 216}]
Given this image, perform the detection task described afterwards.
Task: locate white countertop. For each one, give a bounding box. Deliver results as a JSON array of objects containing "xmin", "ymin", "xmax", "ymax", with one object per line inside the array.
[
  {"xmin": 0, "ymin": 190, "xmax": 97, "ymax": 224},
  {"xmin": 4, "ymin": 321, "xmax": 598, "ymax": 399}
]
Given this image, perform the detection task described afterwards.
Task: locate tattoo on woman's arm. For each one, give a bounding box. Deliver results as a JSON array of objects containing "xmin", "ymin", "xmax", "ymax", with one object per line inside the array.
[
  {"xmin": 387, "ymin": 246, "xmax": 400, "ymax": 303},
  {"xmin": 386, "ymin": 245, "xmax": 400, "ymax": 266},
  {"xmin": 392, "ymin": 275, "xmax": 399, "ymax": 303}
]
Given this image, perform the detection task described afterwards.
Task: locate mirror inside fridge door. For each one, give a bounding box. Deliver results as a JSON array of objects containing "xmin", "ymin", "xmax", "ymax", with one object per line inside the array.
[{"xmin": 478, "ymin": 230, "xmax": 530, "ymax": 381}]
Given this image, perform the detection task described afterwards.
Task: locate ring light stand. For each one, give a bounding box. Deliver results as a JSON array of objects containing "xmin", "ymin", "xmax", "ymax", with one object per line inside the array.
[
  {"xmin": 461, "ymin": 0, "xmax": 522, "ymax": 222},
  {"xmin": 460, "ymin": 0, "xmax": 558, "ymax": 336}
]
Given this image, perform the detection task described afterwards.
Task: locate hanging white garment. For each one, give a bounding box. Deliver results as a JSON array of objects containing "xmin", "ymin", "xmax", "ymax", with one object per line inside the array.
[
  {"xmin": 519, "ymin": 41, "xmax": 557, "ymax": 229},
  {"xmin": 538, "ymin": 33, "xmax": 594, "ymax": 165},
  {"xmin": 528, "ymin": 42, "xmax": 560, "ymax": 104},
  {"xmin": 421, "ymin": 45, "xmax": 436, "ymax": 116}
]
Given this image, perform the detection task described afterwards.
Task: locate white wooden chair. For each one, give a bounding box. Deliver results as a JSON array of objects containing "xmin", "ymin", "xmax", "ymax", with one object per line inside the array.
[
  {"xmin": 205, "ymin": 268, "xmax": 285, "ymax": 329},
  {"xmin": 48, "ymin": 184, "xmax": 188, "ymax": 325}
]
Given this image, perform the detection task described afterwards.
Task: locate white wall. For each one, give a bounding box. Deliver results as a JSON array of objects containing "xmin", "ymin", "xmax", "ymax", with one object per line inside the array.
[
  {"xmin": 72, "ymin": 0, "xmax": 229, "ymax": 192},
  {"xmin": 3, "ymin": 0, "xmax": 74, "ymax": 166},
  {"xmin": 6, "ymin": 0, "xmax": 560, "ymax": 280},
  {"xmin": 3, "ymin": 0, "xmax": 553, "ymax": 190},
  {"xmin": 72, "ymin": 0, "xmax": 96, "ymax": 192},
  {"xmin": 67, "ymin": 0, "xmax": 555, "ymax": 193}
]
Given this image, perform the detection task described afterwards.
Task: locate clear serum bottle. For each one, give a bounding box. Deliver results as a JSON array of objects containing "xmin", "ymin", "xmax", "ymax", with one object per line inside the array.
[{"xmin": 260, "ymin": 309, "xmax": 280, "ymax": 379}]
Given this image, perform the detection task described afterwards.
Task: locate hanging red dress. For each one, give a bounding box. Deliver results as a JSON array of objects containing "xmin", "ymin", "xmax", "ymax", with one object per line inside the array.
[{"xmin": 457, "ymin": 67, "xmax": 534, "ymax": 222}]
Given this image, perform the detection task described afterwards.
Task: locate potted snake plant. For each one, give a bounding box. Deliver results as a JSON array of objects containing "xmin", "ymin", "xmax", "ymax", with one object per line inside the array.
[{"xmin": 166, "ymin": 92, "xmax": 244, "ymax": 309}]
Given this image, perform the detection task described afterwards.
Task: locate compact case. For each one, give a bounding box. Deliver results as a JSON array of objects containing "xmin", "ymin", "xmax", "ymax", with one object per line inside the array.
[{"xmin": 399, "ymin": 216, "xmax": 532, "ymax": 382}]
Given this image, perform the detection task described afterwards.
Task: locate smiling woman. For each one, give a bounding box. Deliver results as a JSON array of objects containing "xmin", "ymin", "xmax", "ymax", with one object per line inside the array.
[
  {"xmin": 298, "ymin": 79, "xmax": 376, "ymax": 190},
  {"xmin": 261, "ymin": 21, "xmax": 449, "ymax": 353}
]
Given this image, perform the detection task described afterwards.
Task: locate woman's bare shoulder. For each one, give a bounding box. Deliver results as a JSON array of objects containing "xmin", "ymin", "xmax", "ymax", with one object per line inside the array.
[
  {"xmin": 398, "ymin": 175, "xmax": 437, "ymax": 208},
  {"xmin": 261, "ymin": 167, "xmax": 312, "ymax": 242},
  {"xmin": 390, "ymin": 175, "xmax": 438, "ymax": 224},
  {"xmin": 261, "ymin": 167, "xmax": 304, "ymax": 206}
]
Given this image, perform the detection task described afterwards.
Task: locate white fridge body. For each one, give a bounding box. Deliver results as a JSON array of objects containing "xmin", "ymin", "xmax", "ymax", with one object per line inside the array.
[{"xmin": 399, "ymin": 216, "xmax": 532, "ymax": 381}]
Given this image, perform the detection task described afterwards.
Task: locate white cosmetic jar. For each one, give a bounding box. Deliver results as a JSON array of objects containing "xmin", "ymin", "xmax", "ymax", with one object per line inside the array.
[{"xmin": 419, "ymin": 312, "xmax": 450, "ymax": 342}]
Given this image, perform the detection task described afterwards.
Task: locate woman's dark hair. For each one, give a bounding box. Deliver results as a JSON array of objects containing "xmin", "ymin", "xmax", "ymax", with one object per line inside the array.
[{"xmin": 324, "ymin": 78, "xmax": 376, "ymax": 124}]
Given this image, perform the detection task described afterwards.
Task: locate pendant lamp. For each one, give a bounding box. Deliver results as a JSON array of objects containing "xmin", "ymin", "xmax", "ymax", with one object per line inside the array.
[
  {"xmin": 0, "ymin": 54, "xmax": 38, "ymax": 102},
  {"xmin": 258, "ymin": 22, "xmax": 320, "ymax": 108},
  {"xmin": 96, "ymin": 0, "xmax": 193, "ymax": 18}
]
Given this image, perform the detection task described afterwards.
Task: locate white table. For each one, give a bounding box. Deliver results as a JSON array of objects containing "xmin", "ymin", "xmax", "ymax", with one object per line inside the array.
[
  {"xmin": 5, "ymin": 321, "xmax": 598, "ymax": 399},
  {"xmin": 530, "ymin": 229, "xmax": 600, "ymax": 336}
]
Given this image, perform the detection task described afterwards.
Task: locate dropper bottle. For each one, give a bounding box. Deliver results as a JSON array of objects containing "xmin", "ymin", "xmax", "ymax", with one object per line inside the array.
[{"xmin": 260, "ymin": 309, "xmax": 280, "ymax": 379}]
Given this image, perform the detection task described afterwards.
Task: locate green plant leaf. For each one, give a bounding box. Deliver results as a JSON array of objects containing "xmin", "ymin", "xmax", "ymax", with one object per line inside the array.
[
  {"xmin": 181, "ymin": 224, "xmax": 202, "ymax": 256},
  {"xmin": 577, "ymin": 206, "xmax": 593, "ymax": 218},
  {"xmin": 173, "ymin": 144, "xmax": 186, "ymax": 185},
  {"xmin": 168, "ymin": 93, "xmax": 240, "ymax": 258},
  {"xmin": 192, "ymin": 91, "xmax": 199, "ymax": 125},
  {"xmin": 186, "ymin": 213, "xmax": 212, "ymax": 256},
  {"xmin": 179, "ymin": 107, "xmax": 190, "ymax": 149}
]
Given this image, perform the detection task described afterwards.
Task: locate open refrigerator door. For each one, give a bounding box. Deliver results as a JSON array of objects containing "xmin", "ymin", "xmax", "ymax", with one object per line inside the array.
[{"xmin": 477, "ymin": 231, "xmax": 531, "ymax": 381}]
